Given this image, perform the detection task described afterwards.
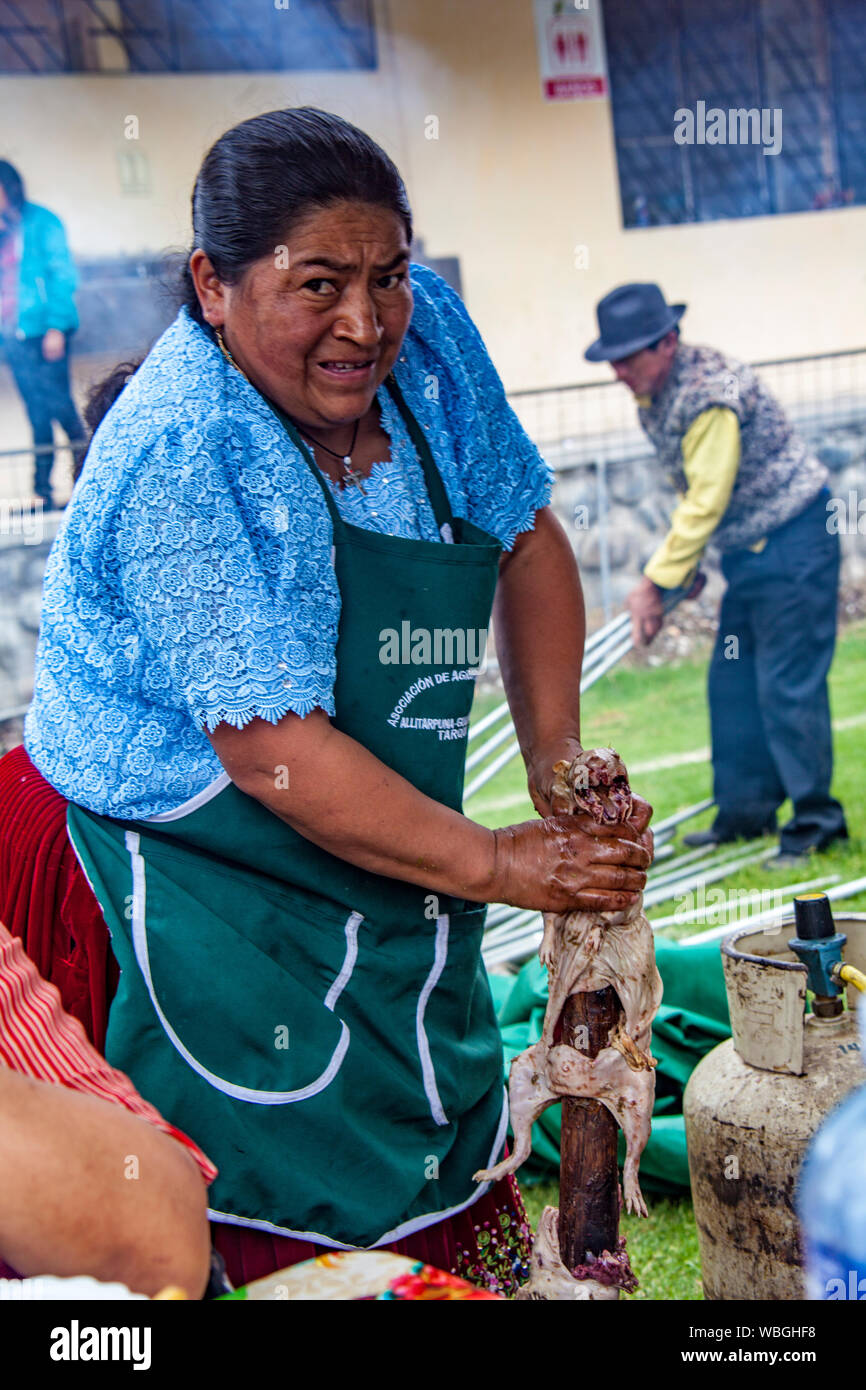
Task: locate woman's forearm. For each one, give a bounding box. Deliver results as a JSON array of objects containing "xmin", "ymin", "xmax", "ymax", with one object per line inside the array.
[
  {"xmin": 210, "ymin": 712, "xmax": 499, "ymax": 902},
  {"xmin": 0, "ymin": 1068, "xmax": 210, "ymax": 1296},
  {"xmin": 493, "ymin": 506, "xmax": 586, "ymax": 762},
  {"xmin": 207, "ymin": 510, "xmax": 592, "ymax": 906}
]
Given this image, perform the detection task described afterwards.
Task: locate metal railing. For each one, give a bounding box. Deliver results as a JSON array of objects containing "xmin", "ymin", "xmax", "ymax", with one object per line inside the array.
[
  {"xmin": 1, "ymin": 345, "xmax": 864, "ymax": 731},
  {"xmin": 508, "ymin": 347, "xmax": 866, "ymax": 467},
  {"xmin": 507, "ymin": 347, "xmax": 866, "ymax": 623}
]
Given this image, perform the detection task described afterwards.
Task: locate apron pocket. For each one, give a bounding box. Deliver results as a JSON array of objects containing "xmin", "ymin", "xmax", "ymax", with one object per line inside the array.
[
  {"xmin": 412, "ymin": 904, "xmax": 501, "ymax": 1124},
  {"xmin": 120, "ymin": 829, "xmax": 361, "ymax": 1104}
]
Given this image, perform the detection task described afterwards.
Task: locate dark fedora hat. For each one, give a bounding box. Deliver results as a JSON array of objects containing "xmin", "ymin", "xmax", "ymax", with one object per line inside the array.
[{"xmin": 585, "ymin": 283, "xmax": 686, "ymax": 362}]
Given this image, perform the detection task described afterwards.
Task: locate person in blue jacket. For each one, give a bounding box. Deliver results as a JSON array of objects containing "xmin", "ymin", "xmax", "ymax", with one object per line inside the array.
[{"xmin": 0, "ymin": 160, "xmax": 85, "ymax": 509}]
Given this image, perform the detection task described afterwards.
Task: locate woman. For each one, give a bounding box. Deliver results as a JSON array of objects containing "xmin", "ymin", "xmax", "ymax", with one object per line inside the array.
[
  {"xmin": 23, "ymin": 109, "xmax": 651, "ymax": 1292},
  {"xmin": 0, "ymin": 159, "xmax": 86, "ymax": 508}
]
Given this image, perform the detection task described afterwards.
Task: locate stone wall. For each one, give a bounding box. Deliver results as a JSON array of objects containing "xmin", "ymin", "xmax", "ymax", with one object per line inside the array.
[{"xmin": 0, "ymin": 511, "xmax": 61, "ymax": 735}]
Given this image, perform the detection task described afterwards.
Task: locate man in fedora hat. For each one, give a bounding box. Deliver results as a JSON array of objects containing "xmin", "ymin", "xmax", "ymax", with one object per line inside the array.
[{"xmin": 585, "ymin": 283, "xmax": 847, "ymax": 866}]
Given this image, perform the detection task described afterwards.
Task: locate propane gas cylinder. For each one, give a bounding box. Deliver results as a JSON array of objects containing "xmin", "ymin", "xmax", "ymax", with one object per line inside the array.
[{"xmin": 683, "ymin": 904, "xmax": 866, "ymax": 1301}]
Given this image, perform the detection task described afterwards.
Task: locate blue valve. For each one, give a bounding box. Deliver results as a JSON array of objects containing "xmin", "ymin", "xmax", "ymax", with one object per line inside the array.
[{"xmin": 787, "ymin": 893, "xmax": 847, "ymax": 1008}]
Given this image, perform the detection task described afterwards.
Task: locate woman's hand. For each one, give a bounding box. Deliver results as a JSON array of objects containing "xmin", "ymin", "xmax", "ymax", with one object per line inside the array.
[
  {"xmin": 491, "ymin": 813, "xmax": 651, "ymax": 914},
  {"xmin": 525, "ymin": 736, "xmax": 584, "ymax": 816},
  {"xmin": 526, "ymin": 744, "xmax": 654, "ymax": 863}
]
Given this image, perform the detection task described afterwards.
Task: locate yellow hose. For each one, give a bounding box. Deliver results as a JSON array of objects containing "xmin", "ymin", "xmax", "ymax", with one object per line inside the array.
[{"xmin": 835, "ymin": 963, "xmax": 866, "ymax": 994}]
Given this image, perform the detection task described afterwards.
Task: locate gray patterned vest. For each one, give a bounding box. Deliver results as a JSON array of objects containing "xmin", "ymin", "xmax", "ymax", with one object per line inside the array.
[{"xmin": 638, "ymin": 343, "xmax": 827, "ymax": 550}]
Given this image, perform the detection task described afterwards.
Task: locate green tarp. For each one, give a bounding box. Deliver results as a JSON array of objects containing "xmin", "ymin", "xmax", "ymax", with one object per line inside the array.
[{"xmin": 487, "ymin": 937, "xmax": 731, "ymax": 1193}]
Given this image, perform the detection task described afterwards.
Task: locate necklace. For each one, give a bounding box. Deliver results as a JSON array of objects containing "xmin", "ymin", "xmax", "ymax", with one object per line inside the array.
[
  {"xmin": 293, "ymin": 418, "xmax": 366, "ymax": 495},
  {"xmin": 214, "ymin": 324, "xmax": 367, "ymax": 495}
]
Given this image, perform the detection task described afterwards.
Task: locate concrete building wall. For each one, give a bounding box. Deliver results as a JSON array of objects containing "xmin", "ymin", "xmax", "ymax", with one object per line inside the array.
[{"xmin": 0, "ymin": 0, "xmax": 863, "ymax": 391}]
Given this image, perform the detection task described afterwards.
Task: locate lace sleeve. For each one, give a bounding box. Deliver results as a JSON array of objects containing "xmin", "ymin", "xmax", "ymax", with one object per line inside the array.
[
  {"xmin": 406, "ymin": 264, "xmax": 553, "ymax": 551},
  {"xmin": 111, "ymin": 426, "xmax": 339, "ymax": 731}
]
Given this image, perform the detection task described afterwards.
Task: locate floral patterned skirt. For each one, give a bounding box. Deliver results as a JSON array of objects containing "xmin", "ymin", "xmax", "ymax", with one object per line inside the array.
[{"xmin": 212, "ymin": 1171, "xmax": 533, "ymax": 1298}]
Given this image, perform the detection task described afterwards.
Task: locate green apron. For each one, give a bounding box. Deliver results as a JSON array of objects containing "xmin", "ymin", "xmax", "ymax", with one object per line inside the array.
[{"xmin": 67, "ymin": 375, "xmax": 509, "ymax": 1249}]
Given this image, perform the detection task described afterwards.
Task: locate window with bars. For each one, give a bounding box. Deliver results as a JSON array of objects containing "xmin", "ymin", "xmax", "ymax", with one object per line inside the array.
[
  {"xmin": 602, "ymin": 0, "xmax": 866, "ymax": 227},
  {"xmin": 0, "ymin": 0, "xmax": 377, "ymax": 74}
]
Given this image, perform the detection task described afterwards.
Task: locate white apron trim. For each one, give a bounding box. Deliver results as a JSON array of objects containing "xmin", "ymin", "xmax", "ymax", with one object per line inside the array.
[
  {"xmin": 145, "ymin": 770, "xmax": 232, "ymax": 823},
  {"xmin": 324, "ymin": 912, "xmax": 363, "ymax": 1010},
  {"xmin": 124, "ymin": 830, "xmax": 358, "ymax": 1105},
  {"xmin": 206, "ymin": 1087, "xmax": 510, "ymax": 1249},
  {"xmin": 415, "ymin": 913, "xmax": 450, "ymax": 1127}
]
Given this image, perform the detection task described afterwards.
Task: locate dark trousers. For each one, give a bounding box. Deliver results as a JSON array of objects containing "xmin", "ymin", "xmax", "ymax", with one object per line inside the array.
[
  {"xmin": 2, "ymin": 333, "xmax": 86, "ymax": 504},
  {"xmin": 709, "ymin": 487, "xmax": 847, "ymax": 853}
]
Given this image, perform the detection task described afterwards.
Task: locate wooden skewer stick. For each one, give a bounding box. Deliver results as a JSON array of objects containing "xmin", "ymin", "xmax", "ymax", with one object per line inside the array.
[{"xmin": 557, "ymin": 986, "xmax": 622, "ymax": 1274}]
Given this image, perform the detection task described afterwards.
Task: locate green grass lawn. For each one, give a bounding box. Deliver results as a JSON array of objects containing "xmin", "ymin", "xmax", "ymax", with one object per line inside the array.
[
  {"xmin": 520, "ymin": 1180, "xmax": 705, "ymax": 1301},
  {"xmin": 472, "ymin": 618, "xmax": 866, "ymax": 1299}
]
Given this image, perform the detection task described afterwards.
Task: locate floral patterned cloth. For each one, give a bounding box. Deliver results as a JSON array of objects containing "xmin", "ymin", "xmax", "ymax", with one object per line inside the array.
[
  {"xmin": 221, "ymin": 1251, "xmax": 503, "ymax": 1300},
  {"xmin": 211, "ymin": 1166, "xmax": 533, "ymax": 1298},
  {"xmin": 25, "ymin": 265, "xmax": 551, "ymax": 820}
]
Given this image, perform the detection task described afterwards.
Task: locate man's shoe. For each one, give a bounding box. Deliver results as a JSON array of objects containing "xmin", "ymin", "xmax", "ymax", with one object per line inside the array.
[
  {"xmin": 770, "ymin": 828, "xmax": 850, "ymax": 870},
  {"xmin": 767, "ymin": 849, "xmax": 811, "ymax": 871},
  {"xmin": 681, "ymin": 828, "xmax": 735, "ymax": 848},
  {"xmin": 682, "ymin": 823, "xmax": 774, "ymax": 849}
]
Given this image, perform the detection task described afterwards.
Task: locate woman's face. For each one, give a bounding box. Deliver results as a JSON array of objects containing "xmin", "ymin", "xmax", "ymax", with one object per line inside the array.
[{"xmin": 192, "ymin": 200, "xmax": 413, "ymax": 432}]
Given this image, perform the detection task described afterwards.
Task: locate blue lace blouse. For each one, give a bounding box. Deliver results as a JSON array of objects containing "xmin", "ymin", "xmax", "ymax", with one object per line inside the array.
[{"xmin": 25, "ymin": 264, "xmax": 552, "ymax": 819}]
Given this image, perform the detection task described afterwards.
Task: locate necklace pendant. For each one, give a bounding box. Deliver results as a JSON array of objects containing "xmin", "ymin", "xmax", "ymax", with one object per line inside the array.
[{"xmin": 342, "ymin": 456, "xmax": 366, "ymax": 496}]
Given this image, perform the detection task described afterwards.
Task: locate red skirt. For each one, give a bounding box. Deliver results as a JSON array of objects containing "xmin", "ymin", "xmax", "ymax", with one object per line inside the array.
[
  {"xmin": 0, "ymin": 744, "xmax": 118, "ymax": 1049},
  {"xmin": 0, "ymin": 746, "xmax": 533, "ymax": 1295}
]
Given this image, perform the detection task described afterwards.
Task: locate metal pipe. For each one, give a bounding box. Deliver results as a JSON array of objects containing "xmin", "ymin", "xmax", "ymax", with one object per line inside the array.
[
  {"xmin": 484, "ymin": 847, "xmax": 795, "ymax": 967},
  {"xmin": 467, "ymin": 699, "xmax": 511, "ymax": 743},
  {"xmin": 485, "ymin": 903, "xmax": 523, "ymax": 928},
  {"xmin": 483, "ymin": 925, "xmax": 544, "ymax": 969},
  {"xmin": 680, "ymin": 874, "xmax": 866, "ymax": 945},
  {"xmin": 467, "ymin": 630, "xmax": 636, "ymax": 775},
  {"xmin": 647, "ymin": 844, "xmax": 728, "ymax": 882},
  {"xmin": 482, "ymin": 911, "xmax": 544, "ymax": 950},
  {"xmin": 585, "ymin": 611, "xmax": 630, "ymax": 652},
  {"xmin": 646, "ymin": 839, "xmax": 763, "ymax": 888},
  {"xmin": 463, "ymin": 738, "xmax": 522, "ymax": 801},
  {"xmin": 596, "ymin": 458, "xmax": 613, "ymax": 625},
  {"xmin": 466, "ymin": 597, "xmax": 693, "ymax": 801},
  {"xmin": 651, "ymin": 798, "xmax": 715, "ymax": 836},
  {"xmin": 651, "ymin": 843, "xmax": 676, "ymax": 864},
  {"xmin": 483, "ymin": 907, "xmax": 538, "ymax": 938},
  {"xmin": 467, "ymin": 619, "xmax": 631, "ymax": 756},
  {"xmin": 643, "ymin": 846, "xmax": 777, "ymax": 910},
  {"xmin": 581, "ymin": 619, "xmax": 634, "ymax": 668},
  {"xmin": 644, "ymin": 841, "xmax": 744, "ymax": 888},
  {"xmin": 467, "ymin": 613, "xmax": 630, "ymax": 747},
  {"xmin": 651, "ymin": 875, "xmax": 839, "ymax": 933},
  {"xmin": 582, "ymin": 634, "xmax": 634, "ymax": 689},
  {"xmin": 464, "ymin": 716, "xmax": 520, "ymax": 772}
]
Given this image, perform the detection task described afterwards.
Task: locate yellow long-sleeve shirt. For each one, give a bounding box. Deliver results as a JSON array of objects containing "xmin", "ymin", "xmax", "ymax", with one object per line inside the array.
[{"xmin": 641, "ymin": 406, "xmax": 764, "ymax": 590}]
